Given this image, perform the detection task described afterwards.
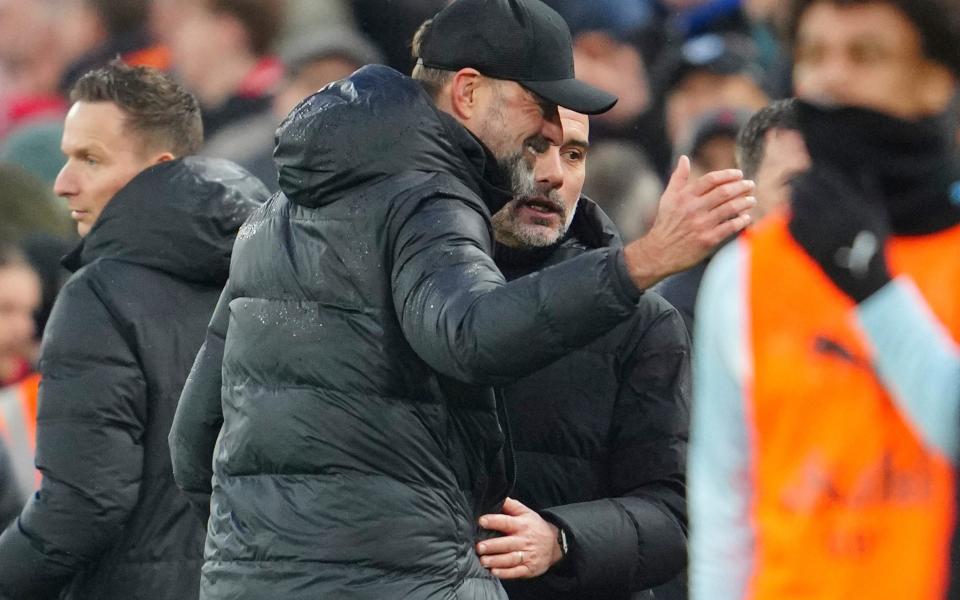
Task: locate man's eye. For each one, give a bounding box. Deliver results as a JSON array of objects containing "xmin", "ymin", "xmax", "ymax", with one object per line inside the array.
[
  {"xmin": 83, "ymin": 156, "xmax": 98, "ymax": 166},
  {"xmin": 562, "ymin": 149, "xmax": 585, "ymax": 162}
]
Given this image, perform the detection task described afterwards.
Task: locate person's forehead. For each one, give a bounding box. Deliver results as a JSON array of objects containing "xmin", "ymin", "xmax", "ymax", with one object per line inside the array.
[
  {"xmin": 797, "ymin": 2, "xmax": 921, "ymax": 47},
  {"xmin": 62, "ymin": 101, "xmax": 130, "ymax": 150},
  {"xmin": 558, "ymin": 108, "xmax": 589, "ymax": 144}
]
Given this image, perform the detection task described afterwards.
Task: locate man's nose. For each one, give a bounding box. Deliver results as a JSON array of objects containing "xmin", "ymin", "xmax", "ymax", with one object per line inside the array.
[
  {"xmin": 53, "ymin": 162, "xmax": 76, "ymax": 198},
  {"xmin": 535, "ymin": 145, "xmax": 564, "ymax": 191}
]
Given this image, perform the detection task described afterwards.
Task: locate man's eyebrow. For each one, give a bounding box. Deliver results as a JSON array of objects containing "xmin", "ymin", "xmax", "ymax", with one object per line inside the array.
[
  {"xmin": 563, "ymin": 139, "xmax": 590, "ymax": 150},
  {"xmin": 64, "ymin": 141, "xmax": 107, "ymax": 155}
]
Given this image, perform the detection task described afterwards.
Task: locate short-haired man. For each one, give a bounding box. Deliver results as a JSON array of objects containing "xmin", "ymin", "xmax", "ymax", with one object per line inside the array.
[
  {"xmin": 170, "ymin": 1, "xmax": 754, "ymax": 598},
  {"xmin": 475, "ymin": 108, "xmax": 689, "ymax": 599},
  {"xmin": 690, "ymin": 1, "xmax": 960, "ymax": 597},
  {"xmin": 734, "ymin": 98, "xmax": 810, "ymax": 222},
  {"xmin": 0, "ymin": 62, "xmax": 268, "ymax": 600}
]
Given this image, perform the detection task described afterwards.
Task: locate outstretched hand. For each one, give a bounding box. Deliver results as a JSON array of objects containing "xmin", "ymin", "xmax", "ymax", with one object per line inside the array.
[
  {"xmin": 476, "ymin": 497, "xmax": 563, "ymax": 580},
  {"xmin": 624, "ymin": 156, "xmax": 755, "ymax": 291}
]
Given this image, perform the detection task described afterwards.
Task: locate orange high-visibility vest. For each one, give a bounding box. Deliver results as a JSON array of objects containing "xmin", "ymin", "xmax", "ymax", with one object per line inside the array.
[
  {"xmin": 745, "ymin": 214, "xmax": 960, "ymax": 599},
  {"xmin": 0, "ymin": 372, "xmax": 40, "ymax": 494}
]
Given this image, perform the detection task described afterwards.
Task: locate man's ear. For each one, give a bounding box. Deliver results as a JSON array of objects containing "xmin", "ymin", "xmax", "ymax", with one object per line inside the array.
[
  {"xmin": 154, "ymin": 152, "xmax": 176, "ymax": 164},
  {"xmin": 447, "ymin": 68, "xmax": 486, "ymax": 121}
]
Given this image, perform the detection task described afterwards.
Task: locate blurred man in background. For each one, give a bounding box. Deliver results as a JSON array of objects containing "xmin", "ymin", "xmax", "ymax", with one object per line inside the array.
[
  {"xmin": 690, "ymin": 1, "xmax": 960, "ymax": 598},
  {"xmin": 477, "ymin": 108, "xmax": 689, "ymax": 599},
  {"xmin": 0, "ymin": 61, "xmax": 268, "ymax": 600},
  {"xmin": 168, "ymin": 0, "xmax": 285, "ymax": 142},
  {"xmin": 734, "ymin": 98, "xmax": 809, "ymax": 222}
]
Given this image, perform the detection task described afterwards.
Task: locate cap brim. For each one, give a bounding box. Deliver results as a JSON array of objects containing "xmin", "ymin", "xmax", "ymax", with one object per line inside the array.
[{"xmin": 520, "ymin": 78, "xmax": 617, "ymax": 115}]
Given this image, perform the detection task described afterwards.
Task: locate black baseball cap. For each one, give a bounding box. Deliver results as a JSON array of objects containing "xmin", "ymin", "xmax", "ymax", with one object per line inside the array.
[
  {"xmin": 658, "ymin": 33, "xmax": 760, "ymax": 94},
  {"xmin": 418, "ymin": 0, "xmax": 618, "ymax": 115}
]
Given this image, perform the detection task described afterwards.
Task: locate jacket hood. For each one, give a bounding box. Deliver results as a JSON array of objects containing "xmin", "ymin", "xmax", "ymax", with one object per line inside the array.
[
  {"xmin": 274, "ymin": 64, "xmax": 512, "ymax": 210},
  {"xmin": 63, "ymin": 157, "xmax": 269, "ymax": 285}
]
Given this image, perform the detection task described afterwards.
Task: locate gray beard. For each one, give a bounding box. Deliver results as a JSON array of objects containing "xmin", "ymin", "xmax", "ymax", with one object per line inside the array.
[{"xmin": 491, "ymin": 151, "xmax": 568, "ymax": 248}]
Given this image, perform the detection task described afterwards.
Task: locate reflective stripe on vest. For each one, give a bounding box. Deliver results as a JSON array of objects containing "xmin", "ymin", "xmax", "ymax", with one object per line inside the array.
[{"xmin": 745, "ymin": 215, "xmax": 959, "ymax": 599}]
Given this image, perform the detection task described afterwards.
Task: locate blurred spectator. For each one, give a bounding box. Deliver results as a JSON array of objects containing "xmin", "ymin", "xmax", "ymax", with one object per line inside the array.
[
  {"xmin": 545, "ymin": 0, "xmax": 673, "ymax": 179},
  {"xmin": 583, "ymin": 141, "xmax": 663, "ymax": 241},
  {"xmin": 656, "ymin": 32, "xmax": 768, "ymax": 150},
  {"xmin": 202, "ymin": 27, "xmax": 383, "ymax": 191},
  {"xmin": 690, "ymin": 0, "xmax": 960, "ymax": 595},
  {"xmin": 657, "ymin": 0, "xmax": 750, "ymax": 37},
  {"xmin": 351, "ymin": 0, "xmax": 446, "ymax": 73},
  {"xmin": 0, "ymin": 242, "xmax": 40, "ymax": 388},
  {"xmin": 58, "ymin": 0, "xmax": 169, "ymax": 93},
  {"xmin": 0, "ymin": 121, "xmax": 66, "ymax": 183},
  {"xmin": 656, "ymin": 107, "xmax": 751, "ymax": 333},
  {"xmin": 283, "ymin": 0, "xmax": 353, "ymax": 43},
  {"xmin": 680, "ymin": 107, "xmax": 753, "ymax": 177},
  {"xmin": 0, "ymin": 164, "xmax": 72, "ymax": 242},
  {"xmin": 734, "ymin": 98, "xmax": 809, "ymax": 221},
  {"xmin": 0, "ymin": 0, "xmax": 67, "ymax": 141},
  {"xmin": 169, "ymin": 0, "xmax": 286, "ymax": 141},
  {"xmin": 0, "ymin": 242, "xmax": 41, "ymax": 531}
]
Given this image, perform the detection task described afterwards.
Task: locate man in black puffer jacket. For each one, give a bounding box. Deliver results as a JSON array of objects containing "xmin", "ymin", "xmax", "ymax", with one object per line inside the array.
[
  {"xmin": 477, "ymin": 109, "xmax": 688, "ymax": 599},
  {"xmin": 170, "ymin": 1, "xmax": 754, "ymax": 598},
  {"xmin": 0, "ymin": 62, "xmax": 268, "ymax": 600}
]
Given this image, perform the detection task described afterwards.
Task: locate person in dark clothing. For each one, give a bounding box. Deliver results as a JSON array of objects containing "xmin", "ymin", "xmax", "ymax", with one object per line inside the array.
[
  {"xmin": 0, "ymin": 444, "xmax": 21, "ymax": 530},
  {"xmin": 0, "ymin": 62, "xmax": 268, "ymax": 600},
  {"xmin": 169, "ymin": 1, "xmax": 754, "ymax": 598},
  {"xmin": 475, "ymin": 109, "xmax": 688, "ymax": 599}
]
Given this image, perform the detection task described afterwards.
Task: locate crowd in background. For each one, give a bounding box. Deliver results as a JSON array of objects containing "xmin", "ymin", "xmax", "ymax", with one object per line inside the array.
[{"xmin": 0, "ymin": 0, "xmax": 804, "ymax": 357}]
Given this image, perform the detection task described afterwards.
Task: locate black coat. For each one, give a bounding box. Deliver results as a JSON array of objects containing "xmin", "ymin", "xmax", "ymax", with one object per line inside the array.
[
  {"xmin": 0, "ymin": 158, "xmax": 267, "ymax": 600},
  {"xmin": 0, "ymin": 443, "xmax": 21, "ymax": 530},
  {"xmin": 496, "ymin": 201, "xmax": 689, "ymax": 600},
  {"xmin": 170, "ymin": 65, "xmax": 644, "ymax": 600}
]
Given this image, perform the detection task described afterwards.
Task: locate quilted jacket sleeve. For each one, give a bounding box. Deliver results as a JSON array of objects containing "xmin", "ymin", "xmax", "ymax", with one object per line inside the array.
[
  {"xmin": 0, "ymin": 272, "xmax": 147, "ymax": 599},
  {"xmin": 390, "ymin": 191, "xmax": 641, "ymax": 386}
]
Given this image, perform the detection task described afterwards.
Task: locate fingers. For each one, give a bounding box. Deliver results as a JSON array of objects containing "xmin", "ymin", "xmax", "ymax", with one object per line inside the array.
[
  {"xmin": 711, "ymin": 213, "xmax": 752, "ymax": 241},
  {"xmin": 500, "ymin": 497, "xmax": 528, "ymax": 516},
  {"xmin": 489, "ymin": 565, "xmax": 531, "ymax": 580},
  {"xmin": 700, "ymin": 179, "xmax": 755, "ymax": 211},
  {"xmin": 477, "ymin": 535, "xmax": 519, "ymax": 556},
  {"xmin": 689, "ymin": 168, "xmax": 746, "ymax": 198},
  {"xmin": 479, "ymin": 513, "xmax": 519, "ymax": 535},
  {"xmin": 663, "ymin": 155, "xmax": 691, "ymax": 196},
  {"xmin": 711, "ymin": 195, "xmax": 757, "ymax": 223},
  {"xmin": 479, "ymin": 547, "xmax": 526, "ymax": 569}
]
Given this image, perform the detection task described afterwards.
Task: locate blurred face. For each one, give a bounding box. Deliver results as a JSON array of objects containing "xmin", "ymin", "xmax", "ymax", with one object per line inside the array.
[
  {"xmin": 168, "ymin": 4, "xmax": 223, "ymax": 95},
  {"xmin": 57, "ymin": 0, "xmax": 104, "ymax": 66},
  {"xmin": 492, "ymin": 109, "xmax": 588, "ymax": 248},
  {"xmin": 793, "ymin": 2, "xmax": 956, "ymax": 119},
  {"xmin": 54, "ymin": 102, "xmax": 164, "ymax": 237},
  {"xmin": 666, "ymin": 72, "xmax": 769, "ymax": 145},
  {"xmin": 691, "ymin": 134, "xmax": 738, "ymax": 178},
  {"xmin": 752, "ymin": 127, "xmax": 810, "ymax": 220},
  {"xmin": 0, "ymin": 263, "xmax": 41, "ymax": 364}
]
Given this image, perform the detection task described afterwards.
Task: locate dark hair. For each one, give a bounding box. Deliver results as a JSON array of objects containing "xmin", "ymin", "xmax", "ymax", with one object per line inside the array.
[
  {"xmin": 70, "ymin": 60, "xmax": 203, "ymax": 156},
  {"xmin": 85, "ymin": 0, "xmax": 150, "ymax": 37},
  {"xmin": 785, "ymin": 0, "xmax": 960, "ymax": 77},
  {"xmin": 736, "ymin": 99, "xmax": 800, "ymax": 178},
  {"xmin": 410, "ymin": 18, "xmax": 454, "ymax": 100},
  {"xmin": 206, "ymin": 0, "xmax": 286, "ymax": 56}
]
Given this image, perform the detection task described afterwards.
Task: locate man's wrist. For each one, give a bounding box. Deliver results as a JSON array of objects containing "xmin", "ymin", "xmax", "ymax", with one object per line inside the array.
[{"xmin": 624, "ymin": 237, "xmax": 668, "ymax": 291}]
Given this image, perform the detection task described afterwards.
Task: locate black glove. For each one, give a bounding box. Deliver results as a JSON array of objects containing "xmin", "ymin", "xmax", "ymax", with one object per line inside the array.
[{"xmin": 788, "ymin": 165, "xmax": 891, "ymax": 303}]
